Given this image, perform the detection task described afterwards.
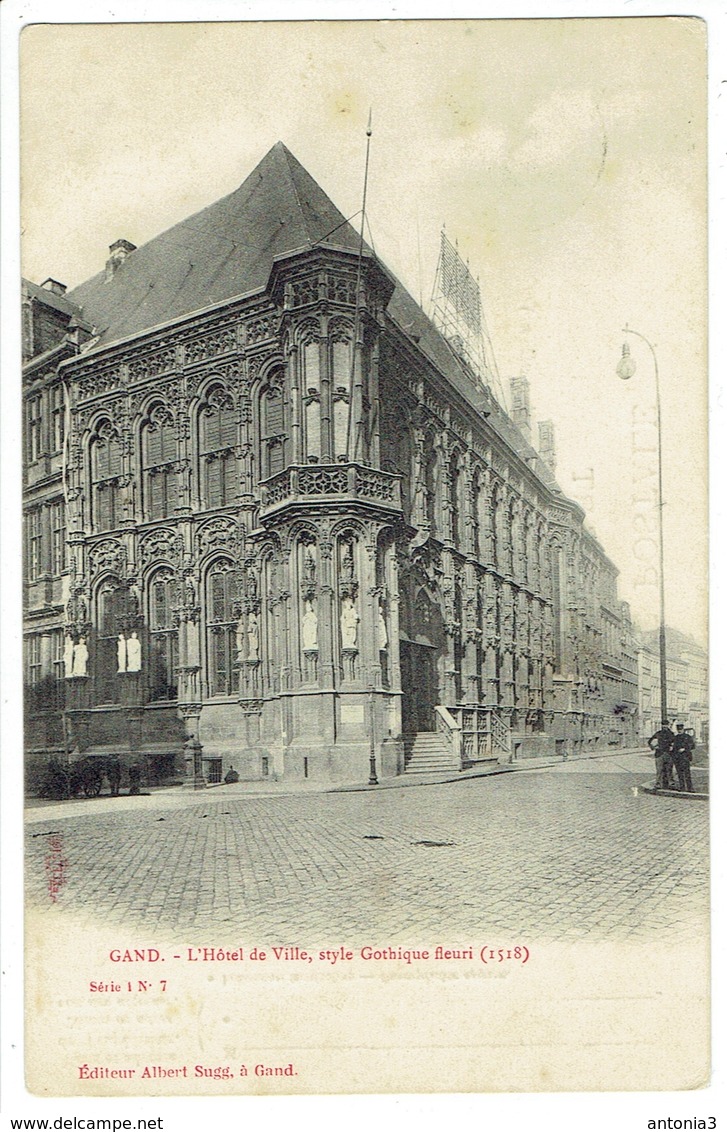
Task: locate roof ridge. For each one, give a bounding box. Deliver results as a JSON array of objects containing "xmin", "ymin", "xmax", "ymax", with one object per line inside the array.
[{"xmin": 277, "ymin": 143, "xmax": 310, "ymax": 245}]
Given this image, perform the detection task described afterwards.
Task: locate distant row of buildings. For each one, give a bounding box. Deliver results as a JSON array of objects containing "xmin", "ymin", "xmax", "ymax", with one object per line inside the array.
[
  {"xmin": 637, "ymin": 628, "xmax": 708, "ymax": 742},
  {"xmin": 22, "ymin": 144, "xmax": 707, "ymax": 787}
]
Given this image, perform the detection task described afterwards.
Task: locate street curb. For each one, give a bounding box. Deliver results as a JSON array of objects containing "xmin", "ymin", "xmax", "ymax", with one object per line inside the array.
[{"xmin": 640, "ymin": 783, "xmax": 708, "ymax": 801}]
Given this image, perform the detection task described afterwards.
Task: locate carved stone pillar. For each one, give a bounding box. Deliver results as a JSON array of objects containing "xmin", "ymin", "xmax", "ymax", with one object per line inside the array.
[
  {"xmin": 317, "ymin": 531, "xmax": 336, "ymax": 690},
  {"xmin": 287, "ymin": 342, "xmax": 303, "ymax": 465}
]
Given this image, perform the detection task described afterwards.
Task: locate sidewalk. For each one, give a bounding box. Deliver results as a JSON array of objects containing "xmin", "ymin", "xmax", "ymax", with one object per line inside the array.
[{"xmin": 24, "ymin": 744, "xmax": 655, "ymax": 822}]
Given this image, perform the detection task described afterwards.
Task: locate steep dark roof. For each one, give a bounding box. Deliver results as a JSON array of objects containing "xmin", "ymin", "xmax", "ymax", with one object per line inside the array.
[
  {"xmin": 68, "ymin": 142, "xmax": 361, "ymax": 348},
  {"xmin": 66, "ymin": 140, "xmax": 560, "ymax": 492}
]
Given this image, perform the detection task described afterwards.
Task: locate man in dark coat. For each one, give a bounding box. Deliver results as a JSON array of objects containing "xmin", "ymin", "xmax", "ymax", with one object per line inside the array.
[
  {"xmin": 671, "ymin": 724, "xmax": 695, "ymax": 793},
  {"xmin": 648, "ymin": 721, "xmax": 675, "ymax": 790}
]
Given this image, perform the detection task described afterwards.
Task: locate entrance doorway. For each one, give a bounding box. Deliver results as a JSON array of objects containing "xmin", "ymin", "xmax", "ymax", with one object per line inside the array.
[{"xmin": 400, "ymin": 640, "xmax": 438, "ymax": 733}]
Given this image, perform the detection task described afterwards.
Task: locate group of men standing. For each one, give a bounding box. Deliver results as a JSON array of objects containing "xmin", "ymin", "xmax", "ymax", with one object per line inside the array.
[{"xmin": 648, "ymin": 722, "xmax": 696, "ymax": 792}]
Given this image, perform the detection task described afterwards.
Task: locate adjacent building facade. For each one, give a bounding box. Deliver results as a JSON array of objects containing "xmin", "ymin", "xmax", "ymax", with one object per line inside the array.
[
  {"xmin": 637, "ymin": 628, "xmax": 708, "ymax": 742},
  {"xmin": 23, "ymin": 142, "xmax": 643, "ymax": 786}
]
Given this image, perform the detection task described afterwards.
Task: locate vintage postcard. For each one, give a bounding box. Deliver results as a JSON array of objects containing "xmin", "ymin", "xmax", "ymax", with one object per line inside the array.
[{"xmin": 13, "ymin": 12, "xmax": 710, "ymax": 1102}]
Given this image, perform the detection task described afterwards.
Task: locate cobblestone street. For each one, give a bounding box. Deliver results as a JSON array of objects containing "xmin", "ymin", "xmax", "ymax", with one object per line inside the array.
[{"xmin": 25, "ymin": 751, "xmax": 709, "ymax": 945}]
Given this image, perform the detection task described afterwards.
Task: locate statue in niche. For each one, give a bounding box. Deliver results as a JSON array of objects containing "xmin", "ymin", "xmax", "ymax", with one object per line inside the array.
[
  {"xmin": 340, "ymin": 597, "xmax": 360, "ymax": 650},
  {"xmin": 378, "ymin": 604, "xmax": 388, "ymax": 651},
  {"xmin": 63, "ymin": 635, "xmax": 75, "ymax": 678},
  {"xmin": 72, "ymin": 637, "xmax": 88, "ymax": 678},
  {"xmin": 247, "ymin": 611, "xmax": 260, "ymax": 662},
  {"xmin": 236, "ymin": 616, "xmax": 245, "ymax": 659},
  {"xmin": 302, "ymin": 546, "xmax": 316, "ymax": 598},
  {"xmin": 117, "ymin": 633, "xmax": 127, "ymax": 674},
  {"xmin": 302, "ymin": 600, "xmax": 318, "ymax": 651},
  {"xmin": 126, "ymin": 631, "xmax": 142, "ymax": 672},
  {"xmin": 340, "ymin": 542, "xmax": 355, "ymax": 589}
]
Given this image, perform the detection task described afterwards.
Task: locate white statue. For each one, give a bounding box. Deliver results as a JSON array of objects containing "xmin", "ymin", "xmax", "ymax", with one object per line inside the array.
[
  {"xmin": 301, "ymin": 600, "xmax": 318, "ymax": 650},
  {"xmin": 63, "ymin": 635, "xmax": 75, "ymax": 678},
  {"xmin": 126, "ymin": 631, "xmax": 142, "ymax": 672},
  {"xmin": 117, "ymin": 633, "xmax": 127, "ymax": 673},
  {"xmin": 235, "ymin": 617, "xmax": 245, "ymax": 659},
  {"xmin": 247, "ymin": 611, "xmax": 260, "ymax": 662},
  {"xmin": 73, "ymin": 637, "xmax": 88, "ymax": 677},
  {"xmin": 378, "ymin": 605, "xmax": 388, "ymax": 650},
  {"xmin": 340, "ymin": 597, "xmax": 360, "ymax": 650}
]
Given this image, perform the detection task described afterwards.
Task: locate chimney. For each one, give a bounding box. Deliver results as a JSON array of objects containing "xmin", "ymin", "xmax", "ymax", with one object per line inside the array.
[
  {"xmin": 41, "ymin": 278, "xmax": 67, "ymax": 296},
  {"xmin": 509, "ymin": 376, "xmax": 531, "ymax": 442},
  {"xmin": 538, "ymin": 420, "xmax": 557, "ymax": 475},
  {"xmin": 105, "ymin": 238, "xmax": 137, "ymax": 282}
]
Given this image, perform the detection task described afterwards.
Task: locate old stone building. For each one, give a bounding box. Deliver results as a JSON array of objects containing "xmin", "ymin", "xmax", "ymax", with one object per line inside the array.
[
  {"xmin": 23, "ymin": 142, "xmax": 639, "ymax": 785},
  {"xmin": 637, "ymin": 627, "xmax": 708, "ymax": 742}
]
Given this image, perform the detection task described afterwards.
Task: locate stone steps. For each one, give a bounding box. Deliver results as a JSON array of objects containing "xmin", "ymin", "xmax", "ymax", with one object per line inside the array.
[{"xmin": 403, "ymin": 733, "xmax": 460, "ymax": 775}]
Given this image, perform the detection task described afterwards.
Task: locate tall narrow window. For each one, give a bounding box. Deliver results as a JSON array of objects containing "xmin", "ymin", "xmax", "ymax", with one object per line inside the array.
[
  {"xmin": 26, "ymin": 634, "xmax": 42, "ymax": 688},
  {"xmin": 206, "ymin": 561, "xmax": 237, "ymax": 696},
  {"xmin": 331, "ymin": 331, "xmax": 352, "ymax": 460},
  {"xmin": 26, "ymin": 509, "xmax": 43, "ymax": 580},
  {"xmin": 51, "ymin": 629, "xmax": 66, "ymax": 710},
  {"xmin": 261, "ymin": 376, "xmax": 286, "ymax": 477},
  {"xmin": 425, "ymin": 443, "xmax": 438, "ymax": 535},
  {"xmin": 552, "ymin": 546, "xmax": 563, "ymax": 672},
  {"xmin": 472, "ymin": 472, "xmax": 482, "ymax": 559},
  {"xmin": 149, "ymin": 570, "xmax": 178, "ymax": 701},
  {"xmin": 96, "ymin": 581, "xmax": 127, "ymax": 704},
  {"xmin": 91, "ymin": 425, "xmax": 122, "ymax": 532},
  {"xmin": 450, "ymin": 456, "xmax": 461, "ymax": 544},
  {"xmin": 302, "ymin": 341, "xmax": 321, "ymax": 462},
  {"xmin": 50, "ymin": 385, "xmax": 65, "ymax": 454},
  {"xmin": 50, "ymin": 500, "xmax": 66, "ymax": 575},
  {"xmin": 200, "ymin": 391, "xmax": 238, "ymax": 509},
  {"xmin": 142, "ymin": 407, "xmax": 177, "ymax": 521},
  {"xmin": 491, "ymin": 487, "xmax": 500, "ymax": 569},
  {"xmin": 27, "ymin": 395, "xmax": 43, "ymax": 463}
]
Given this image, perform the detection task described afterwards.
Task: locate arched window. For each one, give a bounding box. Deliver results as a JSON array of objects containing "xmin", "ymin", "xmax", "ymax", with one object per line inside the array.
[
  {"xmin": 148, "ymin": 569, "xmax": 178, "ymax": 701},
  {"xmin": 551, "ymin": 544, "xmax": 564, "ymax": 671},
  {"xmin": 453, "ymin": 582, "xmax": 464, "ymax": 702},
  {"xmin": 301, "ymin": 338, "xmax": 321, "ymax": 462},
  {"xmin": 505, "ymin": 499, "xmax": 516, "ymax": 575},
  {"xmin": 96, "ymin": 579, "xmax": 127, "ymax": 703},
  {"xmin": 491, "ymin": 486, "xmax": 500, "ymax": 569},
  {"xmin": 330, "ymin": 327, "xmax": 352, "ymax": 461},
  {"xmin": 142, "ymin": 406, "xmax": 176, "ymax": 521},
  {"xmin": 206, "ymin": 559, "xmax": 237, "ymax": 696},
  {"xmin": 260, "ymin": 369, "xmax": 286, "ymax": 479},
  {"xmin": 91, "ymin": 424, "xmax": 122, "ymax": 532},
  {"xmin": 199, "ymin": 389, "xmax": 238, "ymax": 509}
]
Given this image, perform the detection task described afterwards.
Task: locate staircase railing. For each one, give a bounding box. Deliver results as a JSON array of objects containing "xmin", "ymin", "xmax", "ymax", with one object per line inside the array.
[
  {"xmin": 489, "ymin": 710, "xmax": 512, "ymax": 757},
  {"xmin": 434, "ymin": 705, "xmax": 463, "ymax": 769},
  {"xmin": 445, "ymin": 706, "xmax": 512, "ymax": 763}
]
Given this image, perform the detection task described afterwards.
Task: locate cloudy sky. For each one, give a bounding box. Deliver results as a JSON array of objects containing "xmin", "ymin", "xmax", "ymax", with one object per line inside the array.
[{"xmin": 19, "ymin": 18, "xmax": 707, "ymax": 643}]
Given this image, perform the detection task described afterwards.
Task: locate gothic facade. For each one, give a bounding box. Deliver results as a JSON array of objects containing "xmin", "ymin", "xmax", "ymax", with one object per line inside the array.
[{"xmin": 23, "ymin": 143, "xmax": 638, "ymax": 785}]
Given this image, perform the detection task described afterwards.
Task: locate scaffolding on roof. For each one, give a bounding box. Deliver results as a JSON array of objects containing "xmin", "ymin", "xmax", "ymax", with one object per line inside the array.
[{"xmin": 430, "ymin": 229, "xmax": 507, "ymax": 408}]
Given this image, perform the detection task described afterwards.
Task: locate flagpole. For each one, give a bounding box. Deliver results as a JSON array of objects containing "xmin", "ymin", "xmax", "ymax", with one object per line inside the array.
[{"xmin": 348, "ymin": 110, "xmax": 372, "ymax": 463}]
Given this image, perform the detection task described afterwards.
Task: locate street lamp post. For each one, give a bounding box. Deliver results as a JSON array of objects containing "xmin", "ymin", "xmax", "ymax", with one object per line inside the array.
[
  {"xmin": 616, "ymin": 326, "xmax": 668, "ymax": 728},
  {"xmin": 367, "ymin": 684, "xmax": 379, "ymax": 786}
]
